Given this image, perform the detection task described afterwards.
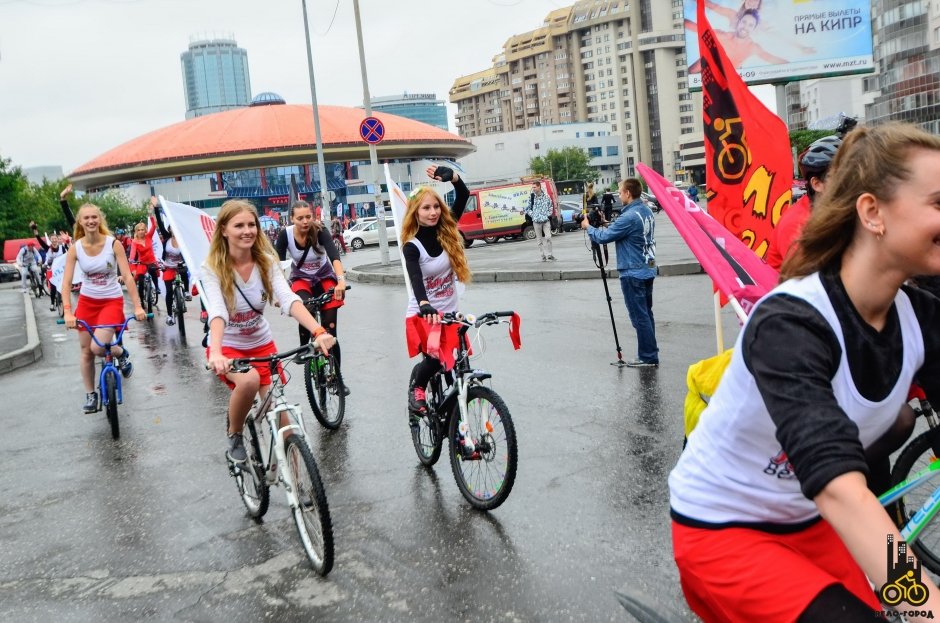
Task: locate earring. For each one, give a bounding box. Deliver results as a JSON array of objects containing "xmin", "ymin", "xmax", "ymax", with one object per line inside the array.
[{"xmin": 877, "ymin": 227, "xmax": 885, "ymax": 241}]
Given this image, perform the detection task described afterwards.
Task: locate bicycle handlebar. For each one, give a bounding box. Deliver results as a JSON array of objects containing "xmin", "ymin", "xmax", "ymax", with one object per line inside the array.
[
  {"xmin": 441, "ymin": 310, "xmax": 515, "ymax": 328},
  {"xmin": 221, "ymin": 342, "xmax": 319, "ymax": 373},
  {"xmin": 301, "ymin": 284, "xmax": 352, "ymax": 311},
  {"xmin": 56, "ymin": 315, "xmax": 152, "ymax": 348}
]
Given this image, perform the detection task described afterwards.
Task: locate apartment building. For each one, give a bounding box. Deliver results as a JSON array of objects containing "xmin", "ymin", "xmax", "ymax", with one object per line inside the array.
[{"xmin": 450, "ymin": 0, "xmax": 700, "ymax": 182}]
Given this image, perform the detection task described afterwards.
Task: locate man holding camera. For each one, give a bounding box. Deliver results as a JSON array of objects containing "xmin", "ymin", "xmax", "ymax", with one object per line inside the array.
[{"xmin": 581, "ymin": 178, "xmax": 659, "ymax": 368}]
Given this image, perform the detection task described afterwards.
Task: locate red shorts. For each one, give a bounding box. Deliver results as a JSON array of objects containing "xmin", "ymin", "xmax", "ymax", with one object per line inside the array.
[
  {"xmin": 208, "ymin": 341, "xmax": 286, "ymax": 389},
  {"xmin": 404, "ymin": 315, "xmax": 468, "ymax": 371},
  {"xmin": 291, "ymin": 277, "xmax": 344, "ymax": 311},
  {"xmin": 162, "ymin": 268, "xmax": 178, "ymax": 282},
  {"xmin": 74, "ymin": 295, "xmax": 125, "ymax": 332},
  {"xmin": 672, "ymin": 519, "xmax": 880, "ymax": 622}
]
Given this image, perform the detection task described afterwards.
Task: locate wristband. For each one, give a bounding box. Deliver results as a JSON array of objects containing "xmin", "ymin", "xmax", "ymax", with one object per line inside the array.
[
  {"xmin": 336, "ymin": 275, "xmax": 346, "ymax": 281},
  {"xmin": 312, "ymin": 326, "xmax": 327, "ymax": 339}
]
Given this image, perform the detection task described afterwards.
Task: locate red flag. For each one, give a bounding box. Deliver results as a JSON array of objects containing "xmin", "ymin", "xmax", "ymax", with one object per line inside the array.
[{"xmin": 696, "ymin": 0, "xmax": 792, "ymax": 259}]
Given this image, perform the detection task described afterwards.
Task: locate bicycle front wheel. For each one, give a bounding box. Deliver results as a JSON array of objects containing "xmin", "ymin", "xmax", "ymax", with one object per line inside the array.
[
  {"xmin": 304, "ymin": 353, "xmax": 345, "ymax": 430},
  {"xmin": 104, "ymin": 369, "xmax": 120, "ymax": 440},
  {"xmin": 890, "ymin": 429, "xmax": 940, "ymax": 575},
  {"xmin": 284, "ymin": 434, "xmax": 334, "ymax": 575},
  {"xmin": 235, "ymin": 417, "xmax": 270, "ymax": 520},
  {"xmin": 174, "ymin": 285, "xmax": 186, "ymax": 337},
  {"xmin": 448, "ymin": 385, "xmax": 517, "ymax": 510}
]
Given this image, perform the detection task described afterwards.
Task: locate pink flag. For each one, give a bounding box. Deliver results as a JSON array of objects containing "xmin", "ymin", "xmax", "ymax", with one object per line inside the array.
[{"xmin": 637, "ymin": 164, "xmax": 778, "ymax": 317}]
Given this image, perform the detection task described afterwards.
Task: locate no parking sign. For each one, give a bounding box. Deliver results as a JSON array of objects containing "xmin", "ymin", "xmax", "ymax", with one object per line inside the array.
[{"xmin": 359, "ymin": 117, "xmax": 385, "ymax": 144}]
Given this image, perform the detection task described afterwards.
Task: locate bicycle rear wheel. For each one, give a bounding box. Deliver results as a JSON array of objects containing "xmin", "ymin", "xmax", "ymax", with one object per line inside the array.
[
  {"xmin": 411, "ymin": 376, "xmax": 444, "ymax": 466},
  {"xmin": 448, "ymin": 385, "xmax": 517, "ymax": 510},
  {"xmin": 103, "ymin": 369, "xmax": 120, "ymax": 440},
  {"xmin": 174, "ymin": 285, "xmax": 186, "ymax": 337},
  {"xmin": 890, "ymin": 429, "xmax": 940, "ymax": 575},
  {"xmin": 304, "ymin": 352, "xmax": 345, "ymax": 430},
  {"xmin": 284, "ymin": 434, "xmax": 334, "ymax": 575},
  {"xmin": 235, "ymin": 417, "xmax": 270, "ymax": 520},
  {"xmin": 55, "ymin": 291, "xmax": 64, "ymax": 318}
]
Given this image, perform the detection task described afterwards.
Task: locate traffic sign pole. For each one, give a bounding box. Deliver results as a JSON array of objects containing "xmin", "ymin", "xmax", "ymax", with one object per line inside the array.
[{"xmin": 353, "ymin": 0, "xmax": 389, "ymax": 266}]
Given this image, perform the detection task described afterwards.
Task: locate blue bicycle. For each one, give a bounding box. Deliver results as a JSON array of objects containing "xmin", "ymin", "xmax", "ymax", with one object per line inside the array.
[{"xmin": 57, "ymin": 316, "xmax": 149, "ymax": 439}]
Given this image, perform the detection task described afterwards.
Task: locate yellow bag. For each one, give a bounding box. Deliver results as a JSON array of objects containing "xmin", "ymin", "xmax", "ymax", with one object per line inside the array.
[{"xmin": 684, "ymin": 348, "xmax": 734, "ymax": 438}]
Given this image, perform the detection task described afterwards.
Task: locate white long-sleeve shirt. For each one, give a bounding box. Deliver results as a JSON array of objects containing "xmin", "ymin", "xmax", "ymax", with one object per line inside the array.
[{"xmin": 200, "ymin": 260, "xmax": 301, "ymax": 350}]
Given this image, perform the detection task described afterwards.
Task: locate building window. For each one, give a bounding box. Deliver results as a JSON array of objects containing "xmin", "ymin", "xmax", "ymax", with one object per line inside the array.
[
  {"xmin": 588, "ymin": 147, "xmax": 603, "ymax": 157},
  {"xmin": 607, "ymin": 146, "xmax": 619, "ymax": 156}
]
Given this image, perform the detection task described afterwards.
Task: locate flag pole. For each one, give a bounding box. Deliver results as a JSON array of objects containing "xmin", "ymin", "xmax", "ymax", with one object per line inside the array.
[
  {"xmin": 300, "ymin": 0, "xmax": 332, "ymax": 231},
  {"xmin": 713, "ymin": 290, "xmax": 724, "ymax": 355}
]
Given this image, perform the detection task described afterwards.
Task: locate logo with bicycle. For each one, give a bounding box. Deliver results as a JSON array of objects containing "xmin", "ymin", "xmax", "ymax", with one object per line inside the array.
[{"xmin": 881, "ymin": 534, "xmax": 929, "ymax": 608}]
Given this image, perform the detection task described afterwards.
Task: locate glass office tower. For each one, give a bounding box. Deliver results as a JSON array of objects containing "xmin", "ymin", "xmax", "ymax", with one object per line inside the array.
[{"xmin": 181, "ymin": 37, "xmax": 252, "ymax": 119}]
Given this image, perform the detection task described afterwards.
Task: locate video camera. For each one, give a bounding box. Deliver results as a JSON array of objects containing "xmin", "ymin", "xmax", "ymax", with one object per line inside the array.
[{"xmin": 573, "ymin": 207, "xmax": 605, "ymax": 229}]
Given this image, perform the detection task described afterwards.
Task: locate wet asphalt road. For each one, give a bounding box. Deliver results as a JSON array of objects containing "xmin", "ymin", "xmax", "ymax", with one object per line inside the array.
[{"xmin": 0, "ymin": 273, "xmax": 742, "ymax": 622}]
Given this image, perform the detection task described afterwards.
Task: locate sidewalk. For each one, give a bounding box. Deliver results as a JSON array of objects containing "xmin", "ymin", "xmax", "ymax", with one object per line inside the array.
[
  {"xmin": 347, "ymin": 210, "xmax": 702, "ymax": 284},
  {"xmin": 0, "ymin": 284, "xmax": 42, "ymax": 374}
]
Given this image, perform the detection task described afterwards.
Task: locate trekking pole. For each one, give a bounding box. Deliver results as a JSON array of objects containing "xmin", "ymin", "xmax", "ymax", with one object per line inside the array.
[{"xmin": 592, "ymin": 241, "xmax": 627, "ymax": 367}]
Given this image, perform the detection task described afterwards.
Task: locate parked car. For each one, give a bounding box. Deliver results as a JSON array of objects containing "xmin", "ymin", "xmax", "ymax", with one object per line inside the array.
[
  {"xmin": 343, "ymin": 218, "xmax": 397, "ymax": 250},
  {"xmin": 558, "ymin": 202, "xmax": 582, "ymax": 232},
  {"xmin": 0, "ymin": 263, "xmax": 19, "ymax": 283}
]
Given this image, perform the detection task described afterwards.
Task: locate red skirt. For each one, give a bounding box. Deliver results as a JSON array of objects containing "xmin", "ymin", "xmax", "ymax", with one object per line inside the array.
[
  {"xmin": 405, "ymin": 315, "xmax": 467, "ymax": 371},
  {"xmin": 291, "ymin": 276, "xmax": 344, "ymax": 311},
  {"xmin": 162, "ymin": 268, "xmax": 178, "ymax": 282},
  {"xmin": 672, "ymin": 519, "xmax": 880, "ymax": 622},
  {"xmin": 74, "ymin": 295, "xmax": 125, "ymax": 332},
  {"xmin": 208, "ymin": 341, "xmax": 286, "ymax": 389}
]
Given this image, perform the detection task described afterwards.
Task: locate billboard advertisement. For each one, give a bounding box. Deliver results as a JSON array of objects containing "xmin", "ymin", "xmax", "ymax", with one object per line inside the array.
[
  {"xmin": 479, "ymin": 186, "xmax": 529, "ymax": 229},
  {"xmin": 683, "ymin": 0, "xmax": 874, "ymax": 89}
]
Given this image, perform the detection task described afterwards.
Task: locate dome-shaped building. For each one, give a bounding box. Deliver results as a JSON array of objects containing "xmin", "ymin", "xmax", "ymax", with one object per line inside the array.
[{"xmin": 70, "ymin": 99, "xmax": 474, "ymax": 216}]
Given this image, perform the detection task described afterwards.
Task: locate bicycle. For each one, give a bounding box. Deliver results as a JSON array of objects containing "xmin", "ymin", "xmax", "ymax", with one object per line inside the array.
[
  {"xmin": 56, "ymin": 316, "xmax": 150, "ymax": 439},
  {"xmin": 130, "ymin": 261, "xmax": 159, "ymax": 314},
  {"xmin": 26, "ymin": 265, "xmax": 46, "ymax": 298},
  {"xmin": 409, "ymin": 310, "xmax": 519, "ymax": 510},
  {"xmin": 168, "ymin": 269, "xmax": 188, "ymax": 337},
  {"xmin": 223, "ymin": 343, "xmax": 335, "ymax": 575},
  {"xmin": 301, "ymin": 285, "xmax": 349, "ymax": 430}
]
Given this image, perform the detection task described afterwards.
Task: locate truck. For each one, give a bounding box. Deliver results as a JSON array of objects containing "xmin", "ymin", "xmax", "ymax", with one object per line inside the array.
[{"xmin": 457, "ymin": 178, "xmax": 560, "ymax": 247}]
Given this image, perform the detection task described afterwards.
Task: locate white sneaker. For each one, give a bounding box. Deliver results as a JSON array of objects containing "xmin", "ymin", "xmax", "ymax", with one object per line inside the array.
[{"xmin": 165, "ymin": 316, "xmax": 175, "ymax": 326}]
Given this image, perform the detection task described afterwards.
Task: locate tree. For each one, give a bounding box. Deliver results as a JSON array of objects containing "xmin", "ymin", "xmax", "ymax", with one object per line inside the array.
[
  {"xmin": 91, "ymin": 190, "xmax": 148, "ymax": 233},
  {"xmin": 789, "ymin": 129, "xmax": 832, "ymax": 161},
  {"xmin": 529, "ymin": 147, "xmax": 597, "ymax": 182},
  {"xmin": 0, "ymin": 157, "xmax": 31, "ymax": 247}
]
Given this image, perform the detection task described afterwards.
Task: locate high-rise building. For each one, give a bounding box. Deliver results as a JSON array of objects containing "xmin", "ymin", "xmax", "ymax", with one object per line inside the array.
[
  {"xmin": 181, "ymin": 36, "xmax": 252, "ymax": 119},
  {"xmin": 370, "ymin": 93, "xmax": 449, "ymax": 130},
  {"xmin": 866, "ymin": 0, "xmax": 940, "ymax": 132},
  {"xmin": 450, "ymin": 0, "xmax": 700, "ymax": 181}
]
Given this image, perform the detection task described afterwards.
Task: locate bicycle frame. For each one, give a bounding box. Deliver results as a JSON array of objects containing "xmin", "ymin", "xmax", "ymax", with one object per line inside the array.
[
  {"xmin": 880, "ymin": 457, "xmax": 940, "ymax": 544},
  {"xmin": 63, "ymin": 317, "xmax": 139, "ymax": 408}
]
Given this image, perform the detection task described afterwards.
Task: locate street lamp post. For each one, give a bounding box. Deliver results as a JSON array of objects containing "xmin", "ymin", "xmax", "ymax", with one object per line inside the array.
[
  {"xmin": 301, "ymin": 0, "xmax": 332, "ymax": 230},
  {"xmin": 353, "ymin": 0, "xmax": 390, "ymax": 265}
]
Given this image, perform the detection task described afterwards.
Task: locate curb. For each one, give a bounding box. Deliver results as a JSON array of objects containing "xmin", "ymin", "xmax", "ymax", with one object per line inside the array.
[
  {"xmin": 347, "ymin": 261, "xmax": 702, "ymax": 285},
  {"xmin": 0, "ymin": 293, "xmax": 42, "ymax": 375}
]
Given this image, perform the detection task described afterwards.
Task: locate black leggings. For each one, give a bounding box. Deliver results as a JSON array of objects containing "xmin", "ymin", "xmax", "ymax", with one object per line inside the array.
[
  {"xmin": 797, "ymin": 584, "xmax": 884, "ymax": 622},
  {"xmin": 410, "ymin": 355, "xmax": 442, "ymax": 390},
  {"xmin": 48, "ymin": 282, "xmax": 58, "ymax": 305},
  {"xmin": 164, "ymin": 278, "xmax": 176, "ymax": 314},
  {"xmin": 296, "ymin": 289, "xmax": 342, "ymax": 370},
  {"xmin": 136, "ymin": 264, "xmax": 160, "ymax": 304}
]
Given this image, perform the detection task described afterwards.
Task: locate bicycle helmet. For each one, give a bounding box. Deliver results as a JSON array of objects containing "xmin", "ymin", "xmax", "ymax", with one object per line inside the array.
[{"xmin": 799, "ymin": 135, "xmax": 842, "ymax": 177}]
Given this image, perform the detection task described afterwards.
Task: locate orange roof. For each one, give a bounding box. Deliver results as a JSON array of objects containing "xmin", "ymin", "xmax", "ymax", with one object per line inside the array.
[{"xmin": 71, "ymin": 104, "xmax": 473, "ymax": 188}]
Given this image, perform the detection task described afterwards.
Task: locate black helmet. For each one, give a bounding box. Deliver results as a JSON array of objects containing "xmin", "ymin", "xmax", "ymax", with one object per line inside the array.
[{"xmin": 799, "ymin": 135, "xmax": 842, "ymax": 177}]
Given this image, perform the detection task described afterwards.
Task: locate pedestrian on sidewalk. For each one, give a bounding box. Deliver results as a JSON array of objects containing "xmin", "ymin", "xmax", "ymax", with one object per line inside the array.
[
  {"xmin": 582, "ymin": 177, "xmax": 658, "ymax": 368},
  {"xmin": 526, "ymin": 181, "xmax": 556, "ymax": 261}
]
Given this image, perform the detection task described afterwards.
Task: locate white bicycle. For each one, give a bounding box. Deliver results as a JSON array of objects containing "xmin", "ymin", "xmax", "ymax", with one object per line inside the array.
[{"xmin": 225, "ymin": 343, "xmax": 335, "ymax": 575}]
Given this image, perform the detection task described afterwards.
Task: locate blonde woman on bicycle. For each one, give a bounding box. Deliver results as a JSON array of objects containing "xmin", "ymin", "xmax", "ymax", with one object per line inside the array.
[{"xmin": 202, "ymin": 200, "xmax": 334, "ymax": 463}]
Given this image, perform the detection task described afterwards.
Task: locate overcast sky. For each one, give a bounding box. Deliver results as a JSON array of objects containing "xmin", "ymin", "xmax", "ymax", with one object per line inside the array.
[{"xmin": 0, "ymin": 0, "xmax": 573, "ymax": 174}]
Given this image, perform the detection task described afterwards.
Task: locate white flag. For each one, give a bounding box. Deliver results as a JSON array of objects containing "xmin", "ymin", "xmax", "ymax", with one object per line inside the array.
[
  {"xmin": 50, "ymin": 252, "xmax": 83, "ymax": 291},
  {"xmin": 384, "ymin": 164, "xmax": 412, "ymax": 298},
  {"xmin": 158, "ymin": 197, "xmax": 215, "ymax": 306}
]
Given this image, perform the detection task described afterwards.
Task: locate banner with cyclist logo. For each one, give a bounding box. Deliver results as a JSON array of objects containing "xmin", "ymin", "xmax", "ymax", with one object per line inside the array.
[
  {"xmin": 683, "ymin": 0, "xmax": 874, "ymax": 89},
  {"xmin": 697, "ymin": 0, "xmax": 793, "ymax": 260},
  {"xmin": 157, "ymin": 197, "xmax": 215, "ymax": 305}
]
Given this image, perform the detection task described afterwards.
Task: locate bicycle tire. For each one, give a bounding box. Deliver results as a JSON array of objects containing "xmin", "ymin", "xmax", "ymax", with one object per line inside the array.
[
  {"xmin": 411, "ymin": 376, "xmax": 444, "ymax": 467},
  {"xmin": 104, "ymin": 369, "xmax": 120, "ymax": 440},
  {"xmin": 174, "ymin": 285, "xmax": 186, "ymax": 337},
  {"xmin": 284, "ymin": 434, "xmax": 334, "ymax": 575},
  {"xmin": 56, "ymin": 291, "xmax": 64, "ymax": 318},
  {"xmin": 304, "ymin": 353, "xmax": 345, "ymax": 430},
  {"xmin": 149, "ymin": 279, "xmax": 159, "ymax": 311},
  {"xmin": 890, "ymin": 429, "xmax": 940, "ymax": 575},
  {"xmin": 448, "ymin": 385, "xmax": 517, "ymax": 510},
  {"xmin": 236, "ymin": 417, "xmax": 270, "ymax": 520}
]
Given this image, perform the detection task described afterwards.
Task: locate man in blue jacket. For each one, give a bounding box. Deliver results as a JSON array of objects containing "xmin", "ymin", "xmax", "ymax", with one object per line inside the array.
[{"xmin": 581, "ymin": 178, "xmax": 658, "ymax": 367}]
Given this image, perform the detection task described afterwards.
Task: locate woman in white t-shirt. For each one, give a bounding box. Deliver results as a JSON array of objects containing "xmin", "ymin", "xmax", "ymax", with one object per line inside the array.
[
  {"xmin": 202, "ymin": 200, "xmax": 335, "ymax": 463},
  {"xmin": 62, "ymin": 203, "xmax": 146, "ymax": 414}
]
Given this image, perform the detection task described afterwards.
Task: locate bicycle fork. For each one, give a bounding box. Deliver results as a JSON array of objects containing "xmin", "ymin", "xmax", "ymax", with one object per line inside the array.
[{"xmin": 98, "ymin": 361, "xmax": 123, "ymax": 406}]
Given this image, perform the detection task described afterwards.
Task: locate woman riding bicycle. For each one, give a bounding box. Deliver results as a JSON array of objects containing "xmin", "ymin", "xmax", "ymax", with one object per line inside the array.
[
  {"xmin": 668, "ymin": 123, "xmax": 940, "ymax": 622},
  {"xmin": 153, "ymin": 198, "xmax": 191, "ymax": 326},
  {"xmin": 62, "ymin": 203, "xmax": 146, "ymax": 413},
  {"xmin": 274, "ymin": 200, "xmax": 349, "ymax": 395},
  {"xmin": 128, "ymin": 211, "xmax": 161, "ymax": 311},
  {"xmin": 402, "ymin": 165, "xmax": 470, "ymax": 417},
  {"xmin": 203, "ymin": 200, "xmax": 335, "ymax": 463},
  {"xmin": 30, "ymin": 222, "xmax": 67, "ymax": 311}
]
